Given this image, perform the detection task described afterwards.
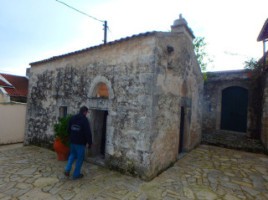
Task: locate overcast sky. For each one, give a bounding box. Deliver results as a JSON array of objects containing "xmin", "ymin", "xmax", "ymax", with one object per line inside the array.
[{"xmin": 0, "ymin": 0, "xmax": 267, "ymax": 76}]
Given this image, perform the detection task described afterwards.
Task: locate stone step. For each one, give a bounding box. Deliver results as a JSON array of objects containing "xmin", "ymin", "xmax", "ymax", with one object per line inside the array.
[{"xmin": 201, "ymin": 131, "xmax": 267, "ymax": 154}]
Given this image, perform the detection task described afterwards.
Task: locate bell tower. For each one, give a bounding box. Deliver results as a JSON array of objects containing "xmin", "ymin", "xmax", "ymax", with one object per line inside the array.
[{"xmin": 171, "ymin": 14, "xmax": 195, "ymax": 41}]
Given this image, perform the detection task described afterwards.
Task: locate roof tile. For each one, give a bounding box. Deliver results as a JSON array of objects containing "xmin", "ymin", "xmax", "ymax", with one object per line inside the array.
[{"xmin": 0, "ymin": 73, "xmax": 28, "ymax": 97}]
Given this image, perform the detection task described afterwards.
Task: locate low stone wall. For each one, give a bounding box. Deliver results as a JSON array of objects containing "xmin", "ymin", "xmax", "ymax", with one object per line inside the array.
[
  {"xmin": 202, "ymin": 70, "xmax": 260, "ymax": 137},
  {"xmin": 0, "ymin": 102, "xmax": 26, "ymax": 144}
]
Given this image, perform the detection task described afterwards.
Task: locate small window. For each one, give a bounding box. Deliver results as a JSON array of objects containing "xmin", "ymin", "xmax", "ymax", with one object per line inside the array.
[
  {"xmin": 96, "ymin": 83, "xmax": 109, "ymax": 98},
  {"xmin": 59, "ymin": 106, "xmax": 67, "ymax": 119}
]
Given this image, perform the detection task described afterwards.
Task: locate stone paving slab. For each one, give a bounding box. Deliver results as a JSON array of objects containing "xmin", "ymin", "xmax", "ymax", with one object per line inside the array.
[{"xmin": 0, "ymin": 144, "xmax": 267, "ymax": 199}]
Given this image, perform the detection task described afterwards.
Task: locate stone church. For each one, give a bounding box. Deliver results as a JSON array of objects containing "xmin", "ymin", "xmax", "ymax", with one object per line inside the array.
[{"xmin": 25, "ymin": 15, "xmax": 203, "ymax": 180}]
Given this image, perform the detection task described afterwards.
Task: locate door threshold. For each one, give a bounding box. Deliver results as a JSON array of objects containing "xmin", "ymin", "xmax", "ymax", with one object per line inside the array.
[
  {"xmin": 177, "ymin": 152, "xmax": 187, "ymax": 160},
  {"xmin": 86, "ymin": 156, "xmax": 105, "ymax": 167}
]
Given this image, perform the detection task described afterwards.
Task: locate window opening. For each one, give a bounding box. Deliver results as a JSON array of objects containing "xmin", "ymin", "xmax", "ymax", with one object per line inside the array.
[{"xmin": 59, "ymin": 106, "xmax": 67, "ymax": 119}]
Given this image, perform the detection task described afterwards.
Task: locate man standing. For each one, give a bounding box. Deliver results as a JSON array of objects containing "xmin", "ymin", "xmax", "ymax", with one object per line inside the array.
[{"xmin": 64, "ymin": 106, "xmax": 92, "ymax": 180}]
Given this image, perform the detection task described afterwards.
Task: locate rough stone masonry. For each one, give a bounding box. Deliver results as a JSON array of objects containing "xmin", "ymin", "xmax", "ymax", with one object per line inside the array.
[{"xmin": 25, "ymin": 15, "xmax": 203, "ymax": 180}]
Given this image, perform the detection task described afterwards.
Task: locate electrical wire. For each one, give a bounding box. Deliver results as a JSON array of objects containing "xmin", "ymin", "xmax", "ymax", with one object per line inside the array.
[{"xmin": 55, "ymin": 0, "xmax": 104, "ymax": 23}]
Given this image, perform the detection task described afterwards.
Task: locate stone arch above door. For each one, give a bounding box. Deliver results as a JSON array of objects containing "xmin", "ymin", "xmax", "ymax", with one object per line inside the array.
[{"xmin": 89, "ymin": 76, "xmax": 114, "ymax": 99}]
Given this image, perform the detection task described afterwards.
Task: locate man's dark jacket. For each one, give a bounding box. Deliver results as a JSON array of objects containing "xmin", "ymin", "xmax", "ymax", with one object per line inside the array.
[{"xmin": 68, "ymin": 113, "xmax": 92, "ymax": 146}]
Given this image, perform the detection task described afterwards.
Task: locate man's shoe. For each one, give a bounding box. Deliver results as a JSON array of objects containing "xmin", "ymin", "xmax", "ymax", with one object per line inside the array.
[
  {"xmin": 73, "ymin": 174, "xmax": 84, "ymax": 180},
  {"xmin": 64, "ymin": 171, "xmax": 70, "ymax": 177}
]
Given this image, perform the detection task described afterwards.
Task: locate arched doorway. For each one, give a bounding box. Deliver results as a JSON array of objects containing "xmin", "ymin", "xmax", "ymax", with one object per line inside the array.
[
  {"xmin": 178, "ymin": 106, "xmax": 185, "ymax": 154},
  {"xmin": 88, "ymin": 81, "xmax": 110, "ymax": 162},
  {"xmin": 220, "ymin": 86, "xmax": 248, "ymax": 132},
  {"xmin": 178, "ymin": 81, "xmax": 191, "ymax": 155}
]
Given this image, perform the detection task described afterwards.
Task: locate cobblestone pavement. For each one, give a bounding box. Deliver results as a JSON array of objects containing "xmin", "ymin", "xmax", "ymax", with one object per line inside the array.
[{"xmin": 0, "ymin": 144, "xmax": 268, "ymax": 200}]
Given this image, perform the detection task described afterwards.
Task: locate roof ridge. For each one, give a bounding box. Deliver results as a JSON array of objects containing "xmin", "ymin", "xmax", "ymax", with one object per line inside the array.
[
  {"xmin": 0, "ymin": 74, "xmax": 12, "ymax": 87},
  {"xmin": 30, "ymin": 31, "xmax": 159, "ymax": 66},
  {"xmin": 257, "ymin": 18, "xmax": 268, "ymax": 41},
  {"xmin": 0, "ymin": 73, "xmax": 27, "ymax": 78}
]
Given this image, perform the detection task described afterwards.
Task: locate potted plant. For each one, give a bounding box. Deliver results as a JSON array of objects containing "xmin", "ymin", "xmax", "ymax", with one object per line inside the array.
[{"xmin": 53, "ymin": 114, "xmax": 72, "ymax": 161}]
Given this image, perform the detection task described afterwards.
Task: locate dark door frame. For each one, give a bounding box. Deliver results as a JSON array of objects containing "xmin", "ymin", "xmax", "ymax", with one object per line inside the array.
[
  {"xmin": 220, "ymin": 86, "xmax": 248, "ymax": 132},
  {"xmin": 179, "ymin": 106, "xmax": 185, "ymax": 153}
]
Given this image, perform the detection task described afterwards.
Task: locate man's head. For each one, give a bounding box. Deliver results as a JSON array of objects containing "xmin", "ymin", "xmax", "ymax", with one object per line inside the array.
[{"xmin": 79, "ymin": 106, "xmax": 89, "ymax": 116}]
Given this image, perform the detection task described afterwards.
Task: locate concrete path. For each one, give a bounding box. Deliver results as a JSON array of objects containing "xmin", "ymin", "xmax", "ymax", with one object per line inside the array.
[{"xmin": 0, "ymin": 144, "xmax": 267, "ymax": 200}]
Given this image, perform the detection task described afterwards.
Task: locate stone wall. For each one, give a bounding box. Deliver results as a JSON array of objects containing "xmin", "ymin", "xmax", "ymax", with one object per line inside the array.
[
  {"xmin": 261, "ymin": 71, "xmax": 268, "ymax": 149},
  {"xmin": 26, "ymin": 33, "xmax": 156, "ymax": 148},
  {"xmin": 25, "ymin": 30, "xmax": 203, "ymax": 180},
  {"xmin": 149, "ymin": 32, "xmax": 203, "ymax": 177},
  {"xmin": 202, "ymin": 70, "xmax": 261, "ymax": 138}
]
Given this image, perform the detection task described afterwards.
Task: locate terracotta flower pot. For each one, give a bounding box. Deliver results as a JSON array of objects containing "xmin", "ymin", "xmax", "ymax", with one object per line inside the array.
[{"xmin": 53, "ymin": 138, "xmax": 70, "ymax": 161}]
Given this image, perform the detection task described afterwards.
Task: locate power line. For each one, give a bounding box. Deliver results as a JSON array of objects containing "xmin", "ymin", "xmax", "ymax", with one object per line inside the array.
[
  {"xmin": 55, "ymin": 0, "xmax": 108, "ymax": 44},
  {"xmin": 55, "ymin": 0, "xmax": 104, "ymax": 23}
]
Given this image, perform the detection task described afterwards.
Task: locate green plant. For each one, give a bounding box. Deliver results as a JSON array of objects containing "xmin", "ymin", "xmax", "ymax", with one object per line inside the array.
[
  {"xmin": 53, "ymin": 114, "xmax": 72, "ymax": 146},
  {"xmin": 244, "ymin": 58, "xmax": 262, "ymax": 72},
  {"xmin": 193, "ymin": 36, "xmax": 213, "ymax": 80}
]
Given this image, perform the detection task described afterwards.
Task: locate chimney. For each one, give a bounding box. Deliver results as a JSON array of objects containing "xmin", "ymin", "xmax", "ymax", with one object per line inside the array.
[
  {"xmin": 26, "ymin": 68, "xmax": 31, "ymax": 78},
  {"xmin": 171, "ymin": 14, "xmax": 195, "ymax": 41}
]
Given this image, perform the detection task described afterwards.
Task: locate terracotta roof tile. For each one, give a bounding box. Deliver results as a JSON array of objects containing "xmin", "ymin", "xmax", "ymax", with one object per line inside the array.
[
  {"xmin": 0, "ymin": 79, "xmax": 11, "ymax": 87},
  {"xmin": 0, "ymin": 73, "xmax": 28, "ymax": 97}
]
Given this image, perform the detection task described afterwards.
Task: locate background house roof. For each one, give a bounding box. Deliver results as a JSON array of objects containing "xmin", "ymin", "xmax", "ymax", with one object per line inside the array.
[
  {"xmin": 257, "ymin": 18, "xmax": 268, "ymax": 41},
  {"xmin": 0, "ymin": 73, "xmax": 28, "ymax": 97},
  {"xmin": 0, "ymin": 79, "xmax": 11, "ymax": 88}
]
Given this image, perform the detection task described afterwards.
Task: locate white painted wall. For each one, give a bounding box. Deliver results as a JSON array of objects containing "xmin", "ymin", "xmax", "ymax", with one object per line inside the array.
[
  {"xmin": 0, "ymin": 88, "xmax": 10, "ymax": 103},
  {"xmin": 0, "ymin": 103, "xmax": 26, "ymax": 144}
]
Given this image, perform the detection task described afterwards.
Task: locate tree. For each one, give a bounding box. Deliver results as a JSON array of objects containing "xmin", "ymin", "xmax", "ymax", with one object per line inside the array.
[
  {"xmin": 244, "ymin": 58, "xmax": 262, "ymax": 71},
  {"xmin": 193, "ymin": 37, "xmax": 213, "ymax": 80}
]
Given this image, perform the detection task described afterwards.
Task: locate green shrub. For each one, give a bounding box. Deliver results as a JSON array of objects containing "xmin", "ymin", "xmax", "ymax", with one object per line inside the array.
[{"xmin": 53, "ymin": 114, "xmax": 72, "ymax": 146}]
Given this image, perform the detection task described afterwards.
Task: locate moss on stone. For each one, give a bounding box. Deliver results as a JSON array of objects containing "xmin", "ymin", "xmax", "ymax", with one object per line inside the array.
[
  {"xmin": 29, "ymin": 136, "xmax": 54, "ymax": 150},
  {"xmin": 106, "ymin": 155, "xmax": 138, "ymax": 178}
]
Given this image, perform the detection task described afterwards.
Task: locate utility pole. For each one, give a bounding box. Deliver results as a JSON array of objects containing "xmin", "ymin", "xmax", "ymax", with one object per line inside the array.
[
  {"xmin": 55, "ymin": 0, "xmax": 108, "ymax": 44},
  {"xmin": 103, "ymin": 21, "xmax": 108, "ymax": 44},
  {"xmin": 263, "ymin": 39, "xmax": 267, "ymax": 68}
]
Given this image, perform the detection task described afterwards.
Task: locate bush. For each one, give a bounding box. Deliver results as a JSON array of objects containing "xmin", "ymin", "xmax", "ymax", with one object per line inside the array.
[{"xmin": 53, "ymin": 114, "xmax": 72, "ymax": 146}]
